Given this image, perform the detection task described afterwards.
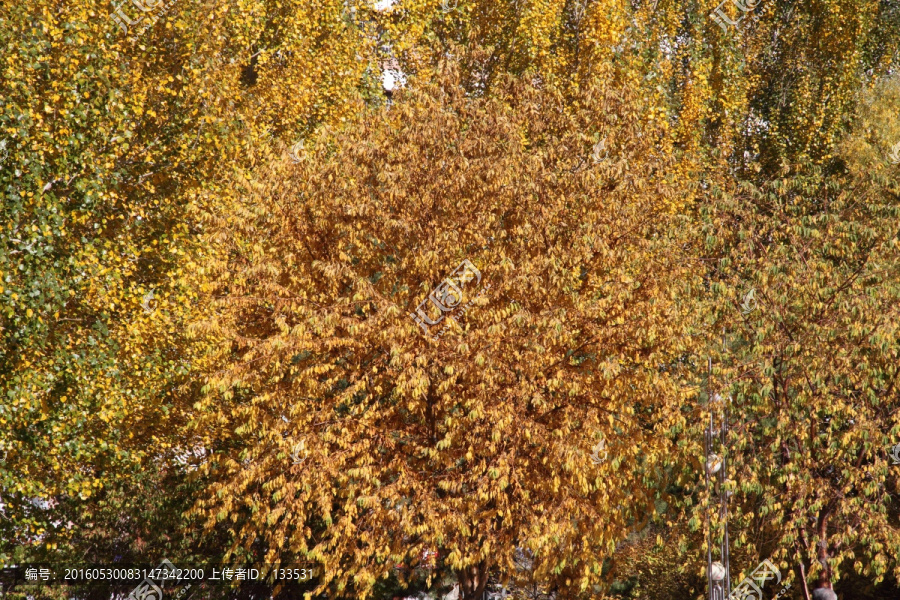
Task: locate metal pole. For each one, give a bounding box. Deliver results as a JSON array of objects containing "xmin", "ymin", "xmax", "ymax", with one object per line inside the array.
[
  {"xmin": 705, "ymin": 356, "xmax": 732, "ymax": 600},
  {"xmin": 705, "ymin": 358, "xmax": 714, "ymax": 600},
  {"xmin": 720, "ymin": 333, "xmax": 731, "ymax": 597},
  {"xmin": 722, "ymin": 398, "xmax": 731, "ymax": 597}
]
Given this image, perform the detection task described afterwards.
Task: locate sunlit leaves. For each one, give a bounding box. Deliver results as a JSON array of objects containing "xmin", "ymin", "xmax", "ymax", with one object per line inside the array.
[{"xmin": 191, "ymin": 67, "xmax": 703, "ymax": 598}]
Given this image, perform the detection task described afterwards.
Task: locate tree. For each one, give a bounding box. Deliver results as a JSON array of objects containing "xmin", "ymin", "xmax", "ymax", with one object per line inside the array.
[
  {"xmin": 189, "ymin": 66, "xmax": 704, "ymax": 599},
  {"xmin": 685, "ymin": 74, "xmax": 900, "ymax": 597},
  {"xmin": 0, "ymin": 0, "xmax": 383, "ymax": 565}
]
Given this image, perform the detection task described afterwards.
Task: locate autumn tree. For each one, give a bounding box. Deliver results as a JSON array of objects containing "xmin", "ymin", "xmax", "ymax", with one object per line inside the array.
[
  {"xmin": 5, "ymin": 0, "xmax": 900, "ymax": 596},
  {"xmin": 188, "ymin": 65, "xmax": 705, "ymax": 599},
  {"xmin": 0, "ymin": 0, "xmax": 384, "ymax": 566},
  {"xmin": 678, "ymin": 75, "xmax": 900, "ymax": 598}
]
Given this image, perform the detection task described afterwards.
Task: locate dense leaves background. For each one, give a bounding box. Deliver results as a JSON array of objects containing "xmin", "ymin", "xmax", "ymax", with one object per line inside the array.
[{"xmin": 1, "ymin": 0, "xmax": 899, "ymax": 598}]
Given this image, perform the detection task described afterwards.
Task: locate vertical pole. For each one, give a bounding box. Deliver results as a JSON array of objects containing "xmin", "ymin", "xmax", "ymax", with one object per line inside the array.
[
  {"xmin": 705, "ymin": 358, "xmax": 714, "ymax": 600},
  {"xmin": 722, "ymin": 397, "xmax": 731, "ymax": 597},
  {"xmin": 720, "ymin": 334, "xmax": 731, "ymax": 598},
  {"xmin": 705, "ymin": 355, "xmax": 732, "ymax": 600}
]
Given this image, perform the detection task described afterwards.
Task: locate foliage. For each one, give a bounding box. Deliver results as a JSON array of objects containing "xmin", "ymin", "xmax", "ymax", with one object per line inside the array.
[
  {"xmin": 3, "ymin": 0, "xmax": 900, "ymax": 596},
  {"xmin": 0, "ymin": 0, "xmax": 209, "ymax": 561},
  {"xmin": 189, "ymin": 66, "xmax": 704, "ymax": 599},
  {"xmin": 683, "ymin": 75, "xmax": 900, "ymax": 594},
  {"xmin": 605, "ymin": 524, "xmax": 704, "ymax": 600},
  {"xmin": 0, "ymin": 0, "xmax": 383, "ymax": 565}
]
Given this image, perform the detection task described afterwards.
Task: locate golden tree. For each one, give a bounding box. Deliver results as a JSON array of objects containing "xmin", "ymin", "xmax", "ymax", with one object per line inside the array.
[
  {"xmin": 0, "ymin": 0, "xmax": 382, "ymax": 563},
  {"xmin": 190, "ymin": 66, "xmax": 704, "ymax": 599}
]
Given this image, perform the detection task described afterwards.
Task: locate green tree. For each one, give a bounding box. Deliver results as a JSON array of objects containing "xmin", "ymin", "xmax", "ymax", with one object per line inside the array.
[{"xmin": 687, "ymin": 75, "xmax": 900, "ymax": 598}]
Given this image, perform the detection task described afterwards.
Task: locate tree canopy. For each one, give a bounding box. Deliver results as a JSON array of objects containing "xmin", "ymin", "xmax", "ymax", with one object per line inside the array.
[
  {"xmin": 1, "ymin": 0, "xmax": 899, "ymax": 598},
  {"xmin": 189, "ymin": 69, "xmax": 704, "ymax": 599}
]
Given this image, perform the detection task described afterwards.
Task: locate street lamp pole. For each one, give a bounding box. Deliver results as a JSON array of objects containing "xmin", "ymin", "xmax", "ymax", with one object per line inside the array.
[{"xmin": 705, "ymin": 357, "xmax": 731, "ymax": 600}]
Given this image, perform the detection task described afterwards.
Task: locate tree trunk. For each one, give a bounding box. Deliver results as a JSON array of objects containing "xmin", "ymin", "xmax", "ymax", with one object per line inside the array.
[
  {"xmin": 456, "ymin": 561, "xmax": 490, "ymax": 600},
  {"xmin": 815, "ymin": 508, "xmax": 833, "ymax": 591}
]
